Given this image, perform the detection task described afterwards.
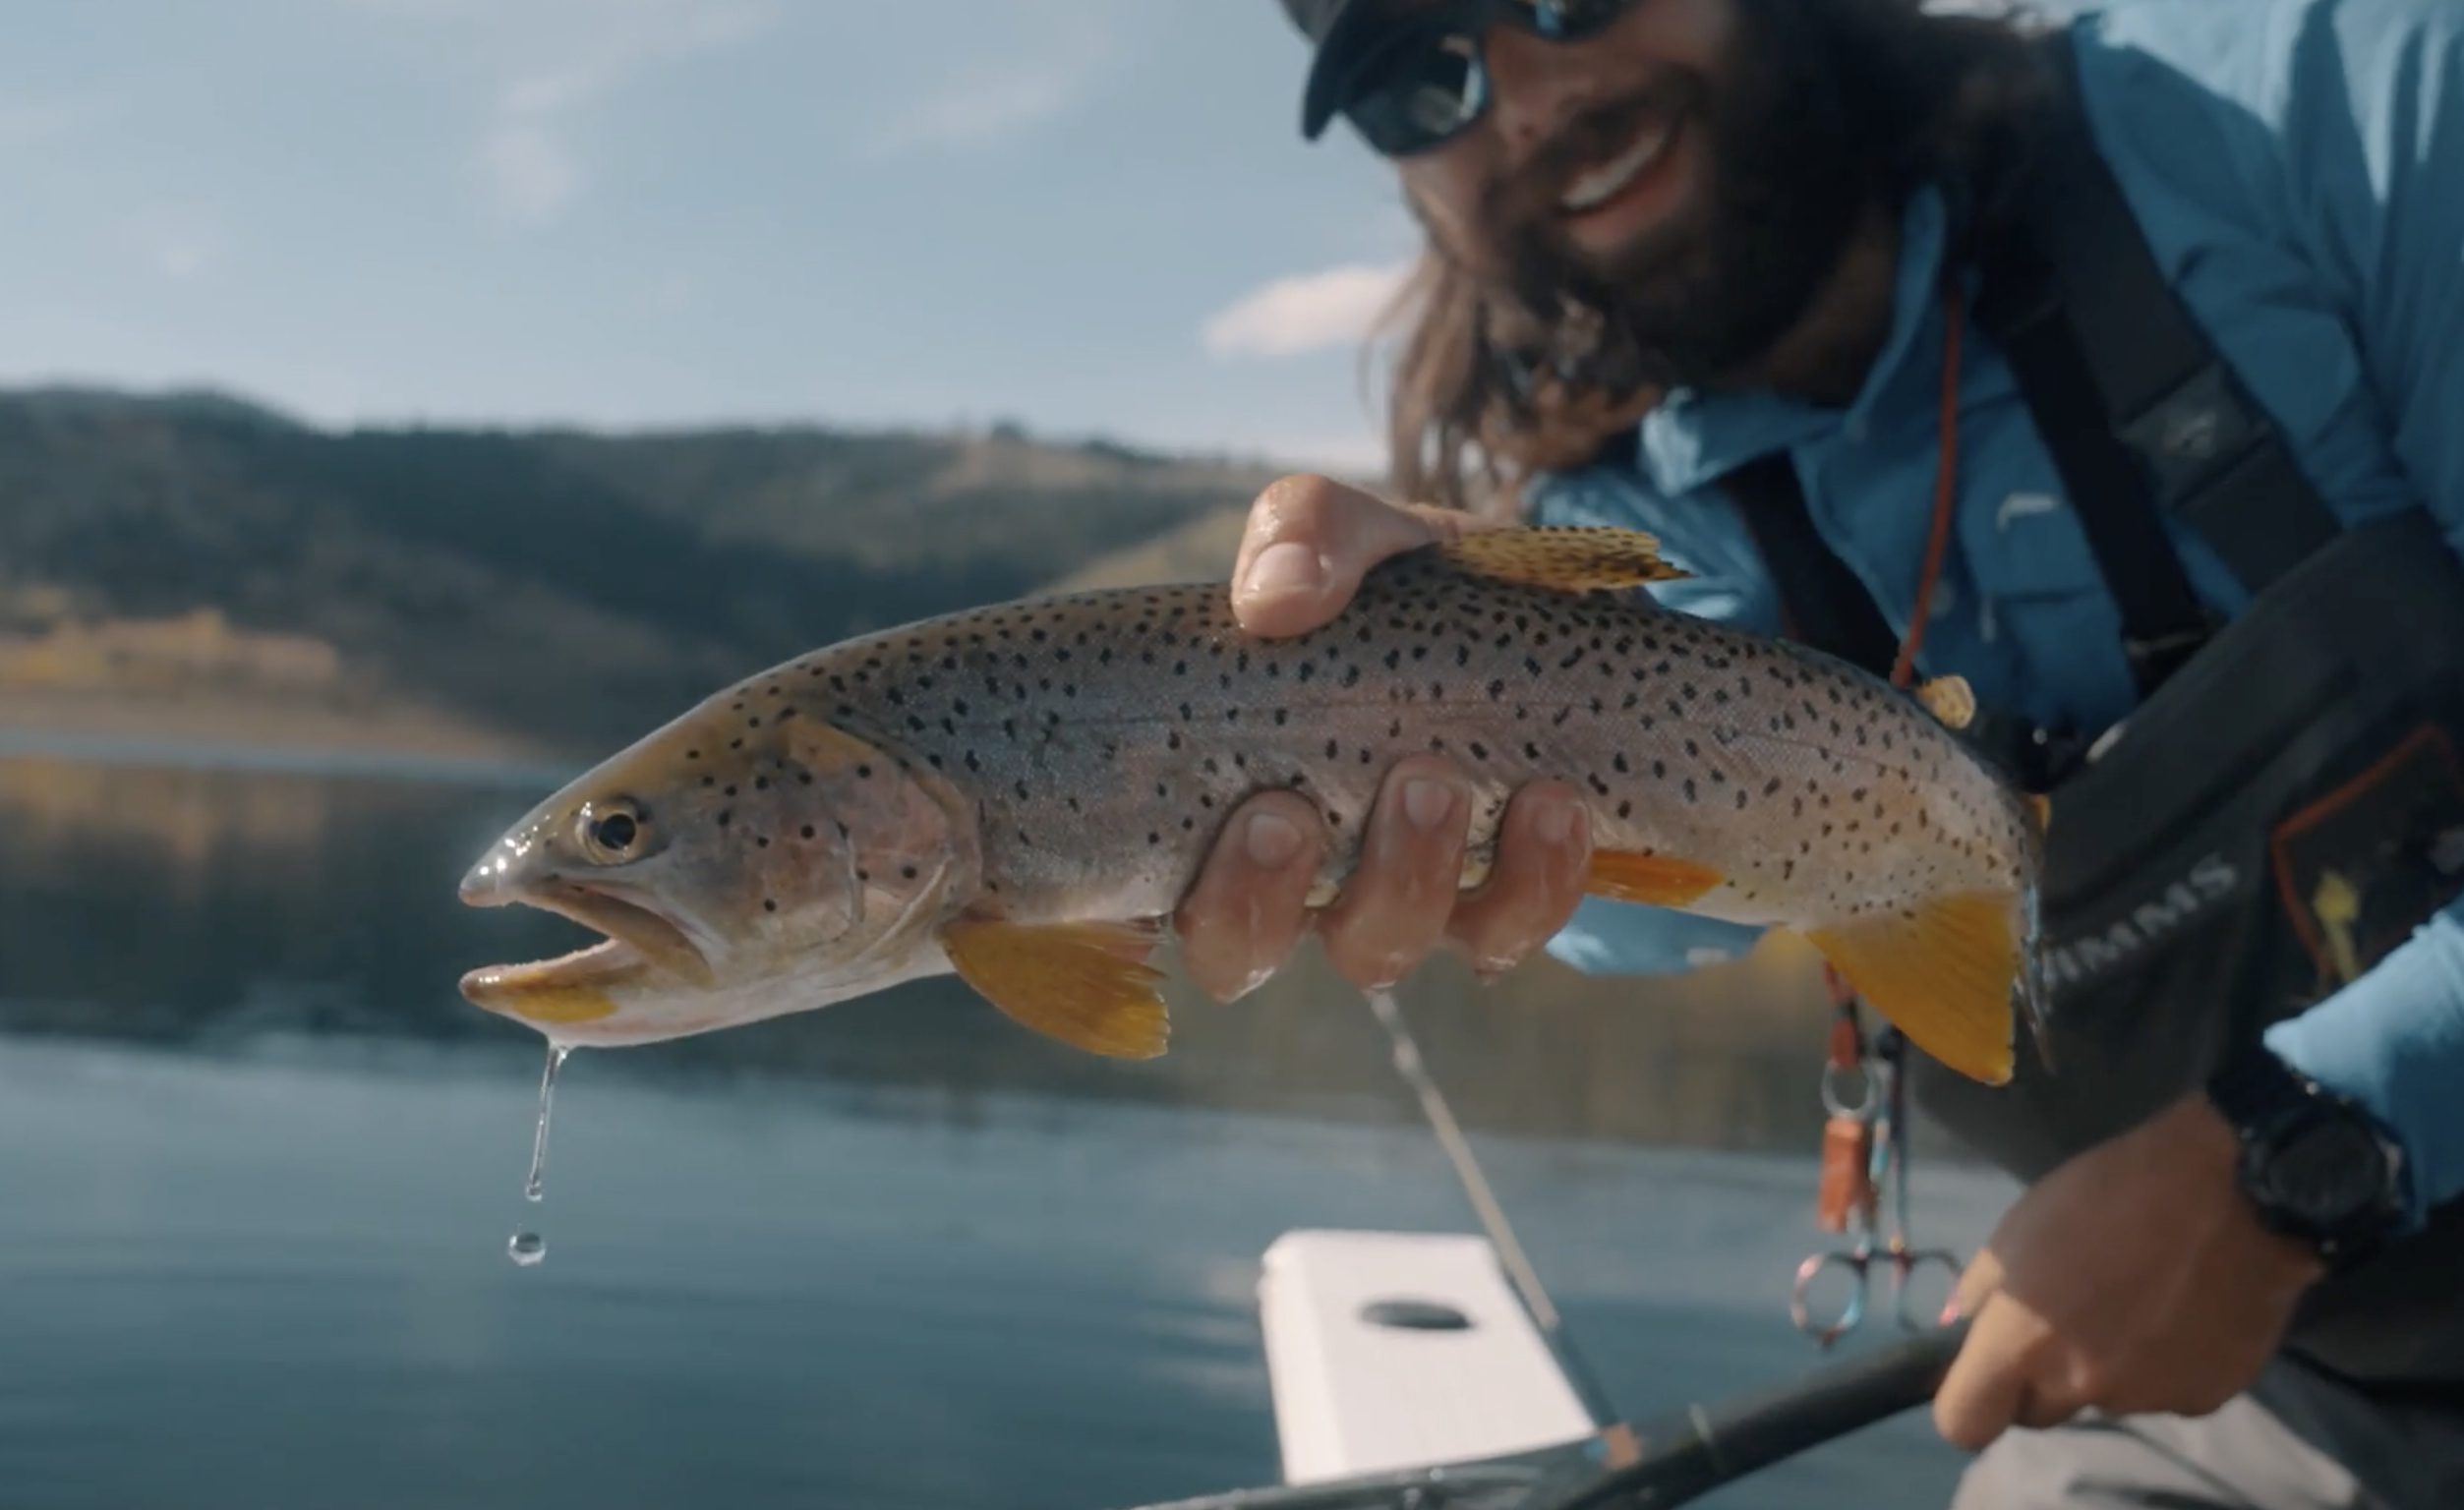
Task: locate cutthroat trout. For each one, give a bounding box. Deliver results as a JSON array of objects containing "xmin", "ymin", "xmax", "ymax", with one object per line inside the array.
[{"xmin": 458, "ymin": 528, "xmax": 2049, "ymax": 1083}]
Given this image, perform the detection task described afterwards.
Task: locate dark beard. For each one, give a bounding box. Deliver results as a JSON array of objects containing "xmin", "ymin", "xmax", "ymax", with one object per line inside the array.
[{"xmin": 1471, "ymin": 0, "xmax": 1884, "ymax": 397}]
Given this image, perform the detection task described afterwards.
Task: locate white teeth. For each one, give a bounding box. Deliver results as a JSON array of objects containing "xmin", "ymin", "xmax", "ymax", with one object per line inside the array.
[{"xmin": 1558, "ymin": 120, "xmax": 1673, "ymax": 213}]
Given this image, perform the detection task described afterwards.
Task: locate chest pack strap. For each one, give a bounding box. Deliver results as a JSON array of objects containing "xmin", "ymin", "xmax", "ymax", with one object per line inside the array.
[
  {"xmin": 1714, "ymin": 23, "xmax": 2342, "ymax": 705},
  {"xmin": 1968, "ymin": 26, "xmax": 2341, "ymax": 692}
]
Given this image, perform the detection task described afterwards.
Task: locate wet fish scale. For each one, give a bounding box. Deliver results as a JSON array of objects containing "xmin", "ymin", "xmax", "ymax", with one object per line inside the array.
[{"xmin": 780, "ymin": 551, "xmax": 2023, "ymax": 940}]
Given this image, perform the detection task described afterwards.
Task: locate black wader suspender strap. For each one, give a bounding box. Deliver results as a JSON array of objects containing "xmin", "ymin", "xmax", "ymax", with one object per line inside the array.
[
  {"xmin": 1728, "ymin": 454, "xmax": 1904, "ymax": 675},
  {"xmin": 1716, "ymin": 25, "xmax": 2342, "ymax": 710}
]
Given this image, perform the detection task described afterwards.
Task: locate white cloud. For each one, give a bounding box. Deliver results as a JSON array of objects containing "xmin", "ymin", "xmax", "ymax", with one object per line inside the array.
[
  {"xmin": 866, "ymin": 10, "xmax": 1114, "ymax": 155},
  {"xmin": 358, "ymin": 0, "xmax": 775, "ymax": 227},
  {"xmin": 147, "ymin": 228, "xmax": 222, "ymax": 283},
  {"xmin": 0, "ymin": 93, "xmax": 118, "ymax": 151},
  {"xmin": 481, "ymin": 121, "xmax": 582, "ymax": 226},
  {"xmin": 476, "ymin": 1, "xmax": 772, "ymax": 225},
  {"xmin": 1202, "ymin": 260, "xmax": 1415, "ymax": 360},
  {"xmin": 1261, "ymin": 431, "xmax": 1389, "ymax": 477}
]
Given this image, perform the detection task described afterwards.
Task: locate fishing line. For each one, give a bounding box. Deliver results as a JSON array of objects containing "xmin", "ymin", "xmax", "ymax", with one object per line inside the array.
[{"xmin": 1361, "ymin": 987, "xmax": 1637, "ymax": 1464}]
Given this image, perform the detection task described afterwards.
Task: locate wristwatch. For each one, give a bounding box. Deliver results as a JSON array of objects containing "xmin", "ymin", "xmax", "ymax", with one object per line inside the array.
[{"xmin": 2204, "ymin": 1037, "xmax": 2410, "ymax": 1269}]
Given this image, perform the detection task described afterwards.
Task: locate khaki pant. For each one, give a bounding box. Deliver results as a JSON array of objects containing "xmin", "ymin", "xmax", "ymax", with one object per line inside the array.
[{"xmin": 1949, "ymin": 1356, "xmax": 2464, "ymax": 1509}]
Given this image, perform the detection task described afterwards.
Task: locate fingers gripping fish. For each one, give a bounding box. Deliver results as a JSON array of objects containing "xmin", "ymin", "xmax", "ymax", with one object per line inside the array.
[{"xmin": 458, "ymin": 528, "xmax": 2052, "ymax": 1084}]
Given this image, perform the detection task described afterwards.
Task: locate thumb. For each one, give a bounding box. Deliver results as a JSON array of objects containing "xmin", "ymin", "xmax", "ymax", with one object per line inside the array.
[
  {"xmin": 1231, "ymin": 474, "xmax": 1492, "ymax": 639},
  {"xmin": 1945, "ymin": 1246, "xmax": 2004, "ymax": 1324}
]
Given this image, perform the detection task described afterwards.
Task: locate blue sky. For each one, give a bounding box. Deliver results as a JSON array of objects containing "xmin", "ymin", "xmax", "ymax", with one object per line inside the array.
[{"xmin": 0, "ymin": 1, "xmax": 1428, "ymax": 470}]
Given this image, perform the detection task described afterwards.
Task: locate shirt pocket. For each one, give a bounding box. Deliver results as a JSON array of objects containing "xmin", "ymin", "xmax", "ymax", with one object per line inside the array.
[{"xmin": 1963, "ymin": 487, "xmax": 2140, "ymax": 729}]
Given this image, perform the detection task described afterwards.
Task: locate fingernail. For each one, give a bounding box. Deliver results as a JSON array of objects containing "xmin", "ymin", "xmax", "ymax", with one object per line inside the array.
[
  {"xmin": 1402, "ymin": 777, "xmax": 1456, "ymax": 831},
  {"xmin": 1535, "ymin": 803, "xmax": 1576, "ymax": 846},
  {"xmin": 1242, "ymin": 542, "xmax": 1322, "ymax": 599},
  {"xmin": 1245, "ymin": 810, "xmax": 1303, "ymax": 868}
]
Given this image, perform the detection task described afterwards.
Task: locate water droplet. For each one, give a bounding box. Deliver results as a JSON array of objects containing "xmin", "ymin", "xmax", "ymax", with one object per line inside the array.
[
  {"xmin": 524, "ymin": 1042, "xmax": 568, "ymax": 1202},
  {"xmin": 507, "ymin": 1042, "xmax": 569, "ymax": 1266}
]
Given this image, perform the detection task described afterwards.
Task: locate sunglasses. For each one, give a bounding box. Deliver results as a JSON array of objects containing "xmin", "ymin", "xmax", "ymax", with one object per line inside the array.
[{"xmin": 1330, "ymin": 1, "xmax": 1644, "ymax": 157}]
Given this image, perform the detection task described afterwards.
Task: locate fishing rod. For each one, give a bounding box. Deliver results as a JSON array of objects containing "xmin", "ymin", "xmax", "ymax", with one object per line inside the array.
[
  {"xmin": 1359, "ymin": 987, "xmax": 1634, "ymax": 1460},
  {"xmin": 1120, "ymin": 1319, "xmax": 1969, "ymax": 1510}
]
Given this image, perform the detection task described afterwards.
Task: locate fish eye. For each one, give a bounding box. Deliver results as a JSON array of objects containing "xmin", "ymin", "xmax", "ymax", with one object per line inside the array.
[{"xmin": 577, "ymin": 801, "xmax": 645, "ymax": 863}]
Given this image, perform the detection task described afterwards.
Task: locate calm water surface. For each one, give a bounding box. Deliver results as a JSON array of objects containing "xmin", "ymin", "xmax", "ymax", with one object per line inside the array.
[{"xmin": 0, "ymin": 750, "xmax": 2020, "ymax": 1509}]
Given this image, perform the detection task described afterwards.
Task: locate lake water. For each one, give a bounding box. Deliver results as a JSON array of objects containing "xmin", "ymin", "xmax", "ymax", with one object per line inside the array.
[{"xmin": 0, "ymin": 748, "xmax": 2021, "ymax": 1510}]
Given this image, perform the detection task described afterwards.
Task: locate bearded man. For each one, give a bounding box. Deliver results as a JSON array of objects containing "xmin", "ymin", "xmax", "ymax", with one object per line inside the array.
[{"xmin": 1166, "ymin": 3, "xmax": 2464, "ymax": 1505}]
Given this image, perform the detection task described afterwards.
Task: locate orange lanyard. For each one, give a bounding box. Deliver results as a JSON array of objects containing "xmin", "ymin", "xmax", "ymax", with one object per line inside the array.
[{"xmin": 1888, "ymin": 283, "xmax": 1967, "ymax": 690}]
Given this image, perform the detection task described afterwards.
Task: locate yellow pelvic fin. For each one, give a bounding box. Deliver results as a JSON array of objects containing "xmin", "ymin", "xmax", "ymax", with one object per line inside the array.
[
  {"xmin": 2025, "ymin": 792, "xmax": 2053, "ymax": 836},
  {"xmin": 1803, "ymin": 892, "xmax": 2022, "ymax": 1086},
  {"xmin": 939, "ymin": 917, "xmax": 1170, "ymax": 1060},
  {"xmin": 1438, "ymin": 527, "xmax": 1692, "ymax": 593},
  {"xmin": 1584, "ymin": 849, "xmax": 1726, "ymax": 908},
  {"xmin": 1915, "ymin": 675, "xmax": 1977, "ymax": 731}
]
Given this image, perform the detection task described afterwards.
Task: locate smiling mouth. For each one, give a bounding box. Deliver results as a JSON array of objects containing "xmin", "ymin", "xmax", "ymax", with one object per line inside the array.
[
  {"xmin": 1557, "ymin": 112, "xmax": 1680, "ymax": 216},
  {"xmin": 459, "ymin": 880, "xmax": 714, "ymax": 1021}
]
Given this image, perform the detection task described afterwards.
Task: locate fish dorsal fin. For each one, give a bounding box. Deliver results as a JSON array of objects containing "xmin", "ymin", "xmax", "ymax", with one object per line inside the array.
[
  {"xmin": 939, "ymin": 916, "xmax": 1170, "ymax": 1060},
  {"xmin": 1437, "ymin": 527, "xmax": 1692, "ymax": 593},
  {"xmin": 1914, "ymin": 675, "xmax": 1977, "ymax": 731}
]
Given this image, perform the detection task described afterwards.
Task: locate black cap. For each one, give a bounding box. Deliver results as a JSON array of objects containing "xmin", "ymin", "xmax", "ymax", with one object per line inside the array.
[{"xmin": 1280, "ymin": 0, "xmax": 1407, "ymax": 141}]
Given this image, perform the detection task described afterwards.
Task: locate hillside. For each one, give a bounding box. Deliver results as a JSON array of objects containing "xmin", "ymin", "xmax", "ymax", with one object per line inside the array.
[{"xmin": 0, "ymin": 386, "xmax": 1303, "ymax": 759}]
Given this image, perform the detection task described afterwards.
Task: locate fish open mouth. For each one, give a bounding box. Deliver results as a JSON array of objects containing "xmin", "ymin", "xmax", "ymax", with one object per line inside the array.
[{"xmin": 459, "ymin": 880, "xmax": 715, "ymax": 1022}]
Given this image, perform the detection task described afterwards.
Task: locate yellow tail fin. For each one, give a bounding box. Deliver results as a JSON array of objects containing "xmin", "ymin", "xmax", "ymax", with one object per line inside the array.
[{"xmin": 1804, "ymin": 892, "xmax": 2022, "ymax": 1085}]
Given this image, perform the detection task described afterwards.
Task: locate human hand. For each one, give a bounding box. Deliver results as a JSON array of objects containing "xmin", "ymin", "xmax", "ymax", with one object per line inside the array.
[
  {"xmin": 1172, "ymin": 474, "xmax": 1595, "ymax": 1002},
  {"xmin": 1932, "ymin": 1092, "xmax": 2327, "ymax": 1451}
]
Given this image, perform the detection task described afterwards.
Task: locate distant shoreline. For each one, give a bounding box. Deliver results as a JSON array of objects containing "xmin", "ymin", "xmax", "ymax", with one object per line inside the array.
[{"xmin": 0, "ymin": 689, "xmax": 579, "ymax": 789}]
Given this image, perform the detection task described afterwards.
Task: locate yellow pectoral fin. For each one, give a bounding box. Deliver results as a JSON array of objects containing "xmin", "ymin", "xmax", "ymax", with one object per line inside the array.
[
  {"xmin": 1437, "ymin": 527, "xmax": 1692, "ymax": 593},
  {"xmin": 939, "ymin": 917, "xmax": 1171, "ymax": 1060},
  {"xmin": 1804, "ymin": 892, "xmax": 2023, "ymax": 1086},
  {"xmin": 1584, "ymin": 850, "xmax": 1726, "ymax": 908}
]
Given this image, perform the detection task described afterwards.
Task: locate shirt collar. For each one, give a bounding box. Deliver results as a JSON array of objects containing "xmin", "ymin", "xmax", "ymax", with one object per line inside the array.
[{"xmin": 1631, "ymin": 182, "xmax": 1958, "ymax": 496}]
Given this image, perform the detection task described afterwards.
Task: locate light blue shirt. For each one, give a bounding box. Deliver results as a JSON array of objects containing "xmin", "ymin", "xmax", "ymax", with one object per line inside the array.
[{"xmin": 1523, "ymin": 0, "xmax": 2464, "ymax": 1224}]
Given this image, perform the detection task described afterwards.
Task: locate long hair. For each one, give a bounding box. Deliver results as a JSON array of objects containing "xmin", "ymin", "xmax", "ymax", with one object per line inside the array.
[{"xmin": 1372, "ymin": 0, "xmax": 2060, "ymax": 518}]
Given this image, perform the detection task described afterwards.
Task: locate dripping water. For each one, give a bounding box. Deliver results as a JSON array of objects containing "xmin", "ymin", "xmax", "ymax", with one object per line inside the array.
[{"xmin": 506, "ymin": 1041, "xmax": 570, "ymax": 1267}]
